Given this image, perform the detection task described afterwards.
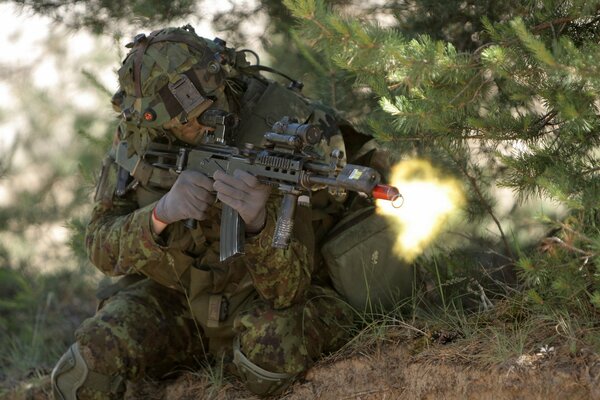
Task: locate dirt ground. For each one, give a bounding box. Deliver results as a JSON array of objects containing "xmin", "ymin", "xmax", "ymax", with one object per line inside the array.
[
  {"xmin": 8, "ymin": 335, "xmax": 598, "ymax": 400},
  {"xmin": 163, "ymin": 340, "xmax": 600, "ymax": 400}
]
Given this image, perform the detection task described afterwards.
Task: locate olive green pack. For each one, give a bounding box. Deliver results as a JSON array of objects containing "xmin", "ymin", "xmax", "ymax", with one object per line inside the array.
[
  {"xmin": 235, "ymin": 79, "xmax": 312, "ymax": 146},
  {"xmin": 321, "ymin": 206, "xmax": 415, "ymax": 312}
]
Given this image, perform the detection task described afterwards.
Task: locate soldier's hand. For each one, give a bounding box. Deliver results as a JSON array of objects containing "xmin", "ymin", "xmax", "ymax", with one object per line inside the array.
[
  {"xmin": 213, "ymin": 169, "xmax": 271, "ymax": 233},
  {"xmin": 154, "ymin": 170, "xmax": 215, "ymax": 224}
]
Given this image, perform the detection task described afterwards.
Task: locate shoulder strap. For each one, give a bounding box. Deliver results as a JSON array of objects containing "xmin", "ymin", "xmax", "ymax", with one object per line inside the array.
[{"xmin": 238, "ymin": 65, "xmax": 304, "ymax": 91}]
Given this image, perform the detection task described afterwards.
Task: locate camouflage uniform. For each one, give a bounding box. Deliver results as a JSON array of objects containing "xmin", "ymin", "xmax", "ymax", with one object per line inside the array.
[{"xmin": 52, "ymin": 26, "xmax": 362, "ymax": 399}]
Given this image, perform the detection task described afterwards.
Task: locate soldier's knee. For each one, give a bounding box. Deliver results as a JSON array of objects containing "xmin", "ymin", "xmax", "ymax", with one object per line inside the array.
[
  {"xmin": 75, "ymin": 318, "xmax": 131, "ymax": 375},
  {"xmin": 238, "ymin": 314, "xmax": 310, "ymax": 375},
  {"xmin": 232, "ymin": 336, "xmax": 295, "ymax": 397},
  {"xmin": 51, "ymin": 343, "xmax": 125, "ymax": 400}
]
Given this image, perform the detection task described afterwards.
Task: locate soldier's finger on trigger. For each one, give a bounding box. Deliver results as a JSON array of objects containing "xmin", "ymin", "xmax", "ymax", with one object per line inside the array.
[
  {"xmin": 212, "ymin": 169, "xmax": 227, "ymax": 182},
  {"xmin": 216, "ymin": 192, "xmax": 244, "ymax": 212},
  {"xmin": 233, "ymin": 169, "xmax": 259, "ymax": 188},
  {"xmin": 213, "ymin": 171, "xmax": 251, "ymax": 195},
  {"xmin": 214, "ymin": 180, "xmax": 247, "ymax": 200},
  {"xmin": 213, "ymin": 170, "xmax": 250, "ymax": 191},
  {"xmin": 192, "ymin": 189, "xmax": 214, "ymax": 205},
  {"xmin": 189, "ymin": 172, "xmax": 214, "ymax": 191}
]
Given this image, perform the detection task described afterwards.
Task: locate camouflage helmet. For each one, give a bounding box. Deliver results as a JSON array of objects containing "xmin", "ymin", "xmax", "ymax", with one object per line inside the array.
[{"xmin": 113, "ymin": 25, "xmax": 241, "ymax": 143}]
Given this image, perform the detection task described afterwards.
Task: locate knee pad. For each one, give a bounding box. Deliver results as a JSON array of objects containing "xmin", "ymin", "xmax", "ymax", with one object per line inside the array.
[
  {"xmin": 232, "ymin": 336, "xmax": 295, "ymax": 397},
  {"xmin": 51, "ymin": 343, "xmax": 125, "ymax": 400}
]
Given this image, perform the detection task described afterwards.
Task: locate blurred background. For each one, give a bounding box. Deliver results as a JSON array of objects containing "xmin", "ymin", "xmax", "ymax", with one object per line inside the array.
[
  {"xmin": 0, "ymin": 1, "xmax": 379, "ymax": 389},
  {"xmin": 0, "ymin": 1, "xmax": 269, "ymax": 389},
  {"xmin": 2, "ymin": 0, "xmax": 598, "ymax": 397}
]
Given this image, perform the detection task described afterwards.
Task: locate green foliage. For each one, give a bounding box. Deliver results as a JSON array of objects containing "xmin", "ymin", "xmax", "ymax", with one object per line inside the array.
[
  {"xmin": 517, "ymin": 215, "xmax": 599, "ymax": 312},
  {"xmin": 0, "ymin": 269, "xmax": 33, "ymax": 332},
  {"xmin": 0, "ymin": 23, "xmax": 117, "ymax": 388},
  {"xmin": 13, "ymin": 0, "xmax": 197, "ymax": 33},
  {"xmin": 0, "ymin": 267, "xmax": 97, "ymax": 383},
  {"xmin": 283, "ymin": 0, "xmax": 600, "ymax": 353},
  {"xmin": 4, "ymin": 0, "xmax": 600, "ymax": 387},
  {"xmin": 286, "ymin": 1, "xmax": 600, "ymax": 217}
]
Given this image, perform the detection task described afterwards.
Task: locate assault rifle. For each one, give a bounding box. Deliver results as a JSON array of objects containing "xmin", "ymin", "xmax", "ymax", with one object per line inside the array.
[{"xmin": 117, "ymin": 111, "xmax": 401, "ymax": 262}]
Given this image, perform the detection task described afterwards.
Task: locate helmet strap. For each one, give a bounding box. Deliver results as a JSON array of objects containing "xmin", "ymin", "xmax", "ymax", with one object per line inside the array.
[{"xmin": 132, "ymin": 30, "xmax": 161, "ymax": 98}]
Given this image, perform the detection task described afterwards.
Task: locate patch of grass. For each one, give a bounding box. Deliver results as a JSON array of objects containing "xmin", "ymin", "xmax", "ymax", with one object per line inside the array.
[
  {"xmin": 0, "ymin": 266, "xmax": 99, "ymax": 391},
  {"xmin": 335, "ymin": 222, "xmax": 600, "ymax": 372},
  {"xmin": 482, "ymin": 321, "xmax": 537, "ymax": 364},
  {"xmin": 199, "ymin": 354, "xmax": 229, "ymax": 399}
]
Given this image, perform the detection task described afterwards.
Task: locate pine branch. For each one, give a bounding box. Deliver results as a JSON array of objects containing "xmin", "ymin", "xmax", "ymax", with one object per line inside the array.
[
  {"xmin": 532, "ymin": 17, "xmax": 578, "ymax": 33},
  {"xmin": 443, "ymin": 143, "xmax": 515, "ymax": 261},
  {"xmin": 582, "ymin": 166, "xmax": 600, "ymax": 175}
]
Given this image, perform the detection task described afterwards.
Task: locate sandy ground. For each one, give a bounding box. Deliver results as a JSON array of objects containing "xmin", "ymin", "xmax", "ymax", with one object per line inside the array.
[{"xmin": 4, "ymin": 330, "xmax": 600, "ymax": 400}]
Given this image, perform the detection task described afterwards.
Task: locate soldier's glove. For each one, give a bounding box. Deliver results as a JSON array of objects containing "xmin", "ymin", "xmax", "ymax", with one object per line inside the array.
[
  {"xmin": 154, "ymin": 170, "xmax": 215, "ymax": 224},
  {"xmin": 213, "ymin": 169, "xmax": 271, "ymax": 233}
]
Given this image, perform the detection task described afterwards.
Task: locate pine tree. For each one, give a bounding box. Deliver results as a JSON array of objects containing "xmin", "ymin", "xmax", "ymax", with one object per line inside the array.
[
  {"xmin": 284, "ymin": 0, "xmax": 600, "ymax": 331},
  {"xmin": 12, "ymin": 0, "xmax": 196, "ymax": 33}
]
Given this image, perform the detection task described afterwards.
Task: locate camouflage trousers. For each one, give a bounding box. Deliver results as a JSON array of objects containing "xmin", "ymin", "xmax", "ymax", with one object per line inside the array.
[{"xmin": 72, "ymin": 278, "xmax": 354, "ymax": 399}]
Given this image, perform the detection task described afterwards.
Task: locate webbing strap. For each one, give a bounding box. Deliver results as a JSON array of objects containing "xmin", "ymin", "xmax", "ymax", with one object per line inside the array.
[
  {"xmin": 239, "ymin": 64, "xmax": 297, "ymax": 84},
  {"xmin": 158, "ymin": 84, "xmax": 183, "ymax": 118},
  {"xmin": 133, "ymin": 30, "xmax": 161, "ymax": 98},
  {"xmin": 157, "ymin": 67, "xmax": 212, "ymax": 120},
  {"xmin": 184, "ymin": 68, "xmax": 208, "ymax": 96}
]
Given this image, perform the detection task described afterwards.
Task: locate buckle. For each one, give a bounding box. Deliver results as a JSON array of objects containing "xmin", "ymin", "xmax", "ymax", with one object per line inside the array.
[{"xmin": 168, "ymin": 74, "xmax": 207, "ymax": 116}]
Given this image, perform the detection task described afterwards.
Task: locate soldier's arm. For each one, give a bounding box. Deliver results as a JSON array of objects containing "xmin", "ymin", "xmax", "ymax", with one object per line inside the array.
[
  {"xmin": 242, "ymin": 196, "xmax": 313, "ymax": 310},
  {"xmin": 85, "ymin": 201, "xmax": 171, "ymax": 276},
  {"xmin": 85, "ymin": 155, "xmax": 171, "ymax": 277},
  {"xmin": 239, "ymin": 109, "xmax": 350, "ymax": 310}
]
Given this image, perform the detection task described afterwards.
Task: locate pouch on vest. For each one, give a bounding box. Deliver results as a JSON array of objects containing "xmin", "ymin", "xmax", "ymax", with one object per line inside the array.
[{"xmin": 321, "ymin": 206, "xmax": 415, "ymax": 312}]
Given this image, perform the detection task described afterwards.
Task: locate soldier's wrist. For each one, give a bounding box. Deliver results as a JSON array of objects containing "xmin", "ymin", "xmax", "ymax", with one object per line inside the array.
[
  {"xmin": 245, "ymin": 212, "xmax": 267, "ymax": 235},
  {"xmin": 151, "ymin": 207, "xmax": 168, "ymax": 235}
]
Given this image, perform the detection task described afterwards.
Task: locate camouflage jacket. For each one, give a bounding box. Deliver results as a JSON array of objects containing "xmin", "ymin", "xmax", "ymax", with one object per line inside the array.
[
  {"xmin": 85, "ymin": 76, "xmax": 374, "ymax": 339},
  {"xmin": 86, "ymin": 172, "xmax": 314, "ymax": 310}
]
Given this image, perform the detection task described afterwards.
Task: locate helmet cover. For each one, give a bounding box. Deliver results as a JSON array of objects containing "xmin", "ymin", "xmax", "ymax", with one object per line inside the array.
[{"xmin": 115, "ymin": 26, "xmax": 231, "ymax": 141}]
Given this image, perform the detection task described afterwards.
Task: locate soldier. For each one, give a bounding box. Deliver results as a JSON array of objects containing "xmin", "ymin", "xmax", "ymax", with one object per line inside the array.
[{"xmin": 50, "ymin": 25, "xmax": 378, "ymax": 399}]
